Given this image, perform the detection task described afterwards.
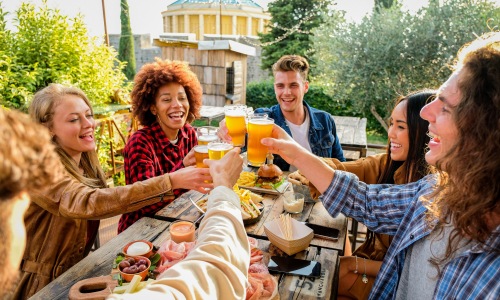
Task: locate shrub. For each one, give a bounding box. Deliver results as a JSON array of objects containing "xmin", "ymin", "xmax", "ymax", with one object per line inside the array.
[{"xmin": 0, "ymin": 1, "xmax": 129, "ymax": 110}]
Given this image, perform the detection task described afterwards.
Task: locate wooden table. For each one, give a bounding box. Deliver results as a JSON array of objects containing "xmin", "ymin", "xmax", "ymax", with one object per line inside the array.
[
  {"xmin": 332, "ymin": 116, "xmax": 368, "ymax": 159},
  {"xmin": 199, "ymin": 105, "xmax": 225, "ymax": 125},
  {"xmin": 154, "ymin": 186, "xmax": 348, "ymax": 255},
  {"xmin": 33, "ymin": 217, "xmax": 340, "ymax": 300}
]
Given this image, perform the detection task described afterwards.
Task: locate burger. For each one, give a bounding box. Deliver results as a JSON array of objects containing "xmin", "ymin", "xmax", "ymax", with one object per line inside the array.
[{"xmin": 256, "ymin": 163, "xmax": 285, "ymax": 189}]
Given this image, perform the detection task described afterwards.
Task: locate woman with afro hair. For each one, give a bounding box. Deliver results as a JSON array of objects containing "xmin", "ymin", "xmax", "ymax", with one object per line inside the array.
[{"xmin": 119, "ymin": 59, "xmax": 212, "ymax": 232}]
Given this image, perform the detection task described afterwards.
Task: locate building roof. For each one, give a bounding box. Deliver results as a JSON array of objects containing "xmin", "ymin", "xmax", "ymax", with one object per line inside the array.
[{"xmin": 169, "ymin": 0, "xmax": 261, "ymax": 8}]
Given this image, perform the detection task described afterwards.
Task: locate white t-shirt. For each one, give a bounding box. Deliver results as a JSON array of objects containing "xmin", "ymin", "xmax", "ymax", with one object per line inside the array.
[{"xmin": 285, "ymin": 109, "xmax": 312, "ymax": 172}]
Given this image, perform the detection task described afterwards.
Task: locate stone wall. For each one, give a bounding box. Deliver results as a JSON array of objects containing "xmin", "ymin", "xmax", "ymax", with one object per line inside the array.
[
  {"xmin": 109, "ymin": 34, "xmax": 162, "ymax": 72},
  {"xmin": 110, "ymin": 33, "xmax": 269, "ymax": 84}
]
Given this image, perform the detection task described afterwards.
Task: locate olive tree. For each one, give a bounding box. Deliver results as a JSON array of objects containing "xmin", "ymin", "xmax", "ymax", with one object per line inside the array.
[{"xmin": 312, "ymin": 0, "xmax": 500, "ymax": 132}]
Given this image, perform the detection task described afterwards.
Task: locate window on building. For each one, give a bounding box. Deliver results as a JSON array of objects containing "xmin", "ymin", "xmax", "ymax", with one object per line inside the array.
[
  {"xmin": 221, "ymin": 15, "xmax": 232, "ymax": 35},
  {"xmin": 189, "ymin": 15, "xmax": 199, "ymax": 39},
  {"xmin": 252, "ymin": 18, "xmax": 259, "ymax": 36},
  {"xmin": 178, "ymin": 15, "xmax": 185, "ymax": 33},
  {"xmin": 205, "ymin": 15, "xmax": 216, "ymax": 35},
  {"xmin": 236, "ymin": 16, "xmax": 246, "ymax": 36}
]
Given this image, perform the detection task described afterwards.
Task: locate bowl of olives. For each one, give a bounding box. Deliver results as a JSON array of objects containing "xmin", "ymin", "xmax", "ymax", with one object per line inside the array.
[{"xmin": 118, "ymin": 256, "xmax": 151, "ymax": 282}]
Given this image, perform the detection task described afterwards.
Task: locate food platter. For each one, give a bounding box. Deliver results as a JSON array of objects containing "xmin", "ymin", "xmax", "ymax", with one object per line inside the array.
[
  {"xmin": 193, "ymin": 195, "xmax": 264, "ymax": 225},
  {"xmin": 236, "ymin": 171, "xmax": 290, "ymax": 195},
  {"xmin": 238, "ymin": 180, "xmax": 290, "ymax": 195}
]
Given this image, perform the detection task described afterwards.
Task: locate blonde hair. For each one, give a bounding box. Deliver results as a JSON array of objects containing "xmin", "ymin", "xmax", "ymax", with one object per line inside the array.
[{"xmin": 29, "ymin": 83, "xmax": 106, "ymax": 188}]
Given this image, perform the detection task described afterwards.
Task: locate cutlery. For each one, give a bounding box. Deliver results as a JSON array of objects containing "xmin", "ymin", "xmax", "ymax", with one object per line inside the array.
[{"xmin": 189, "ymin": 195, "xmax": 206, "ymax": 214}]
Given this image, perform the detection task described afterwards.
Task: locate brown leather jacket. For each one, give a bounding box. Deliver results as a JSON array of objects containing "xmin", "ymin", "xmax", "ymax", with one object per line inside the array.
[{"xmin": 14, "ymin": 172, "xmax": 174, "ymax": 299}]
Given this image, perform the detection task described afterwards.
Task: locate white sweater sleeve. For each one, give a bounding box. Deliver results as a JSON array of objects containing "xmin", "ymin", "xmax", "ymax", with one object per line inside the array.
[{"xmin": 107, "ymin": 186, "xmax": 250, "ymax": 300}]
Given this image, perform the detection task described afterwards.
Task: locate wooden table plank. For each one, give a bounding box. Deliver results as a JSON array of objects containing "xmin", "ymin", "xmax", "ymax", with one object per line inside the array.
[
  {"xmin": 34, "ymin": 217, "xmax": 340, "ymax": 300},
  {"xmin": 32, "ymin": 217, "xmax": 172, "ymax": 300},
  {"xmin": 154, "ymin": 183, "xmax": 347, "ymax": 254}
]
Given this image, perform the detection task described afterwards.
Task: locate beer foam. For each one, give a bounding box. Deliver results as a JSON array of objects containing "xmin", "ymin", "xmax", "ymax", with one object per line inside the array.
[
  {"xmin": 194, "ymin": 145, "xmax": 209, "ymax": 153},
  {"xmin": 249, "ymin": 118, "xmax": 274, "ymax": 125},
  {"xmin": 198, "ymin": 135, "xmax": 218, "ymax": 143},
  {"xmin": 209, "ymin": 143, "xmax": 233, "ymax": 151}
]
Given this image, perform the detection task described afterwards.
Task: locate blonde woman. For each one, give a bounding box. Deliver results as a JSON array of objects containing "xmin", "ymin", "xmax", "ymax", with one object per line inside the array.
[{"xmin": 15, "ymin": 83, "xmax": 215, "ymax": 298}]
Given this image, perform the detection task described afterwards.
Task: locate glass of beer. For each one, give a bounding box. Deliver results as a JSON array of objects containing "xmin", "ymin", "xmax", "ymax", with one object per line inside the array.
[
  {"xmin": 197, "ymin": 126, "xmax": 219, "ymax": 145},
  {"xmin": 247, "ymin": 115, "xmax": 274, "ymax": 167},
  {"xmin": 207, "ymin": 142, "xmax": 234, "ymax": 160},
  {"xmin": 224, "ymin": 105, "xmax": 247, "ymax": 147},
  {"xmin": 194, "ymin": 145, "xmax": 209, "ymax": 168}
]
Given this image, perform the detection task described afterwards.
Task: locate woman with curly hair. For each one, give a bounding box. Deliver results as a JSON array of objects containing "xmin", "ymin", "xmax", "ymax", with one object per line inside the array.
[
  {"xmin": 262, "ymin": 32, "xmax": 500, "ymax": 299},
  {"xmin": 14, "ymin": 83, "xmax": 218, "ymax": 298},
  {"xmin": 119, "ymin": 59, "xmax": 211, "ymax": 232}
]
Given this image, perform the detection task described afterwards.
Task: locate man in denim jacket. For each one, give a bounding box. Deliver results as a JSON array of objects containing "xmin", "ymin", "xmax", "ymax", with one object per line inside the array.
[{"xmin": 254, "ymin": 55, "xmax": 345, "ymax": 171}]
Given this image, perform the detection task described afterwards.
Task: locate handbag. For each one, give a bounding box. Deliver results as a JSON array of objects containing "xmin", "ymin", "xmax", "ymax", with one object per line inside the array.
[{"xmin": 352, "ymin": 231, "xmax": 393, "ymax": 261}]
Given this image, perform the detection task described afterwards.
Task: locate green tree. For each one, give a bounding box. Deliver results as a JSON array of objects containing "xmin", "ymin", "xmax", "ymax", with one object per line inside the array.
[
  {"xmin": 374, "ymin": 0, "xmax": 397, "ymax": 13},
  {"xmin": 0, "ymin": 1, "xmax": 129, "ymax": 110},
  {"xmin": 118, "ymin": 0, "xmax": 136, "ymax": 80},
  {"xmin": 258, "ymin": 0, "xmax": 333, "ymax": 75},
  {"xmin": 312, "ymin": 0, "xmax": 500, "ymax": 133}
]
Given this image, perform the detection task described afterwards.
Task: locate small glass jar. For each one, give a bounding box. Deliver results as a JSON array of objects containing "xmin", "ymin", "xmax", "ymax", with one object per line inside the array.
[
  {"xmin": 283, "ymin": 192, "xmax": 305, "ymax": 214},
  {"xmin": 169, "ymin": 220, "xmax": 195, "ymax": 243}
]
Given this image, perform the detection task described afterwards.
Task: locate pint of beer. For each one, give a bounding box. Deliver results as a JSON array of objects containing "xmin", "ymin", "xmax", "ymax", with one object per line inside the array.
[
  {"xmin": 224, "ymin": 105, "xmax": 247, "ymax": 147},
  {"xmin": 247, "ymin": 116, "xmax": 274, "ymax": 167},
  {"xmin": 194, "ymin": 145, "xmax": 209, "ymax": 168},
  {"xmin": 207, "ymin": 142, "xmax": 234, "ymax": 160},
  {"xmin": 197, "ymin": 126, "xmax": 219, "ymax": 145}
]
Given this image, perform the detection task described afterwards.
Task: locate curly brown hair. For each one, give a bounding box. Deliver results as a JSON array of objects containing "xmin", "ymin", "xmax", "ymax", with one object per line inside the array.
[
  {"xmin": 426, "ymin": 32, "xmax": 500, "ymax": 266},
  {"xmin": 131, "ymin": 59, "xmax": 203, "ymax": 126},
  {"xmin": 0, "ymin": 108, "xmax": 64, "ymax": 200}
]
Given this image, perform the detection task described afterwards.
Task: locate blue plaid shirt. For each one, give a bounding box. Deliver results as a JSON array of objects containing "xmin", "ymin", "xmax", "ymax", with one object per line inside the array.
[{"xmin": 322, "ymin": 171, "xmax": 500, "ymax": 299}]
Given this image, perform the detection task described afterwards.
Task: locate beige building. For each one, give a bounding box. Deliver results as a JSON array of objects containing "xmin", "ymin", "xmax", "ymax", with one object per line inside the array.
[{"xmin": 161, "ymin": 0, "xmax": 271, "ymax": 41}]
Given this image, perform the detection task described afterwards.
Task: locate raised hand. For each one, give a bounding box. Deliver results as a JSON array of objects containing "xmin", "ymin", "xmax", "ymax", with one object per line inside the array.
[
  {"xmin": 205, "ymin": 147, "xmax": 243, "ymax": 189},
  {"xmin": 170, "ymin": 166, "xmax": 214, "ymax": 193}
]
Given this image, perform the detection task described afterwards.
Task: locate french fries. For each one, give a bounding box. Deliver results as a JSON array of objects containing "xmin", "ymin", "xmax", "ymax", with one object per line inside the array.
[
  {"xmin": 236, "ymin": 171, "xmax": 257, "ymax": 187},
  {"xmin": 195, "ymin": 187, "xmax": 263, "ymax": 221}
]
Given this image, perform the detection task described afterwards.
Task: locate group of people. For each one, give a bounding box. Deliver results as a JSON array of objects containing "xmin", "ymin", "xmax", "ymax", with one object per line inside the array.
[{"xmin": 0, "ymin": 31, "xmax": 498, "ymax": 299}]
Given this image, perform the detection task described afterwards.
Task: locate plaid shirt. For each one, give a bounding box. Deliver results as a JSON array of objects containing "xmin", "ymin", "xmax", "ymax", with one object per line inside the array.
[
  {"xmin": 119, "ymin": 122, "xmax": 197, "ymax": 233},
  {"xmin": 322, "ymin": 171, "xmax": 500, "ymax": 299}
]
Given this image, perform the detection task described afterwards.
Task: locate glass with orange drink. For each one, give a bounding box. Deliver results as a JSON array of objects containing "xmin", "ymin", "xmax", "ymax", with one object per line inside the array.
[
  {"xmin": 224, "ymin": 105, "xmax": 247, "ymax": 147},
  {"xmin": 247, "ymin": 115, "xmax": 274, "ymax": 167},
  {"xmin": 207, "ymin": 142, "xmax": 234, "ymax": 160}
]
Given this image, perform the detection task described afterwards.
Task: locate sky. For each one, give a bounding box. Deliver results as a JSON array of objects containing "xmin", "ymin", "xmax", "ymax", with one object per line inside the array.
[{"xmin": 1, "ymin": 0, "xmax": 498, "ymax": 41}]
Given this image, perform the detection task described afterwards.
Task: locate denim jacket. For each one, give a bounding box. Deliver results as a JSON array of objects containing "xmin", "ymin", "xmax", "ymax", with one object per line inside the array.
[{"xmin": 255, "ymin": 101, "xmax": 345, "ymax": 171}]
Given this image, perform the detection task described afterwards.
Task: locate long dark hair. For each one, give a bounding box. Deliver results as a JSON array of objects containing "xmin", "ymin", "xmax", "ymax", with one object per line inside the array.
[{"xmin": 378, "ymin": 90, "xmax": 435, "ymax": 184}]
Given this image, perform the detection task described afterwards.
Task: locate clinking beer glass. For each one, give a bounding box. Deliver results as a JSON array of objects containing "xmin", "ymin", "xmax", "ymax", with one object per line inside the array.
[
  {"xmin": 194, "ymin": 144, "xmax": 211, "ymax": 183},
  {"xmin": 207, "ymin": 142, "xmax": 234, "ymax": 160},
  {"xmin": 196, "ymin": 126, "xmax": 219, "ymax": 145},
  {"xmin": 224, "ymin": 105, "xmax": 247, "ymax": 147},
  {"xmin": 247, "ymin": 115, "xmax": 274, "ymax": 167}
]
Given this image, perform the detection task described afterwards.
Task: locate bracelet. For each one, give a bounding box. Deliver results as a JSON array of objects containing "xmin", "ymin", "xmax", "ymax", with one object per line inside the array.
[
  {"xmin": 354, "ymin": 255, "xmax": 358, "ymax": 274},
  {"xmin": 362, "ymin": 257, "xmax": 368, "ymax": 284}
]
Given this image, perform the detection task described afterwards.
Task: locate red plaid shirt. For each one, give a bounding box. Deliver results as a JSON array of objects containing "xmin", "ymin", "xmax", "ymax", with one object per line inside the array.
[{"xmin": 118, "ymin": 122, "xmax": 197, "ymax": 233}]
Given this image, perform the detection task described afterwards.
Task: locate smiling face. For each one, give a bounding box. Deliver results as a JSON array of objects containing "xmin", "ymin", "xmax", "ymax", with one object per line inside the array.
[
  {"xmin": 387, "ymin": 100, "xmax": 409, "ymax": 161},
  {"xmin": 274, "ymin": 71, "xmax": 309, "ymax": 114},
  {"xmin": 151, "ymin": 82, "xmax": 189, "ymax": 140},
  {"xmin": 420, "ymin": 70, "xmax": 461, "ymax": 168},
  {"xmin": 51, "ymin": 95, "xmax": 96, "ymax": 164}
]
